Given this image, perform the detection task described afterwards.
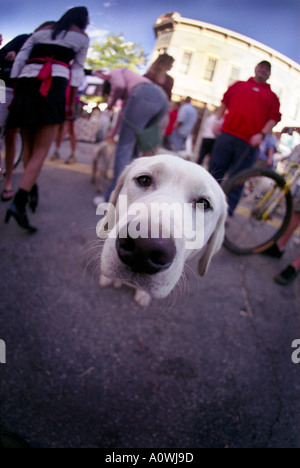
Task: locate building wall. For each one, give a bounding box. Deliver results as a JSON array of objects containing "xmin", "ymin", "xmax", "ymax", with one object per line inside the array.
[{"xmin": 152, "ymin": 13, "xmax": 300, "ymax": 130}]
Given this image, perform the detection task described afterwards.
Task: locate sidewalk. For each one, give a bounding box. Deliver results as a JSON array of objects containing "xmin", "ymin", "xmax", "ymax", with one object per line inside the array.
[{"xmin": 0, "ymin": 142, "xmax": 299, "ymax": 448}]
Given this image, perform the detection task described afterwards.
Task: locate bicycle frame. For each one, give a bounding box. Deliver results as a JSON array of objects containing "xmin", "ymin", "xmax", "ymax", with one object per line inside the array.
[{"xmin": 254, "ymin": 162, "xmax": 300, "ymax": 221}]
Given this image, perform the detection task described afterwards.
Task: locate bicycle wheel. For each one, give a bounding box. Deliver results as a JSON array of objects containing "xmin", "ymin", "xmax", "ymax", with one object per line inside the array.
[
  {"xmin": 0, "ymin": 131, "xmax": 23, "ymax": 176},
  {"xmin": 223, "ymin": 168, "xmax": 293, "ymax": 255}
]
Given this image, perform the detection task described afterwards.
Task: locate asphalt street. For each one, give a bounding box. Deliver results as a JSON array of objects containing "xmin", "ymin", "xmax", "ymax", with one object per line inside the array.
[{"xmin": 0, "ymin": 140, "xmax": 299, "ymax": 448}]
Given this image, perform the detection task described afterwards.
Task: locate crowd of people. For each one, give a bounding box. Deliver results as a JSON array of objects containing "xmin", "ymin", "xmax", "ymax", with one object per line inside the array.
[{"xmin": 0, "ymin": 6, "xmax": 299, "ymax": 285}]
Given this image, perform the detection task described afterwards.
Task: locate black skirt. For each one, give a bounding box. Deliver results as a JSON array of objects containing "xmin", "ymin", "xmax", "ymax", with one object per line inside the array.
[{"xmin": 6, "ymin": 76, "xmax": 68, "ymax": 129}]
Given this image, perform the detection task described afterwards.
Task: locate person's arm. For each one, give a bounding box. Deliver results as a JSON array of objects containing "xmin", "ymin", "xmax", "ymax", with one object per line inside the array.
[
  {"xmin": 250, "ymin": 93, "xmax": 281, "ymax": 148},
  {"xmin": 249, "ymin": 119, "xmax": 277, "ymax": 147},
  {"xmin": 215, "ymin": 102, "xmax": 227, "ymax": 121},
  {"xmin": 104, "ymin": 69, "xmax": 127, "ymax": 137},
  {"xmin": 0, "ymin": 34, "xmax": 30, "ymax": 61},
  {"xmin": 174, "ymin": 106, "xmax": 185, "ymax": 129},
  {"xmin": 106, "ymin": 69, "xmax": 126, "ymax": 109},
  {"xmin": 106, "ymin": 110, "xmax": 122, "ymax": 139},
  {"xmin": 66, "ymin": 86, "xmax": 78, "ymax": 119},
  {"xmin": 10, "ymin": 34, "xmax": 36, "ymax": 78},
  {"xmin": 68, "ymin": 35, "xmax": 89, "ymax": 119},
  {"xmin": 69, "ymin": 35, "xmax": 89, "ymax": 89}
]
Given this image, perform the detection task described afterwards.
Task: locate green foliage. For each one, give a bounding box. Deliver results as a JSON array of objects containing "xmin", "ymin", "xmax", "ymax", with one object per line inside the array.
[{"xmin": 86, "ymin": 33, "xmax": 147, "ymax": 72}]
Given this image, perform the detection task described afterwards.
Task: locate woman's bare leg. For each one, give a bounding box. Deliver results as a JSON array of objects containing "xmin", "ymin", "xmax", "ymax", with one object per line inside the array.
[
  {"xmin": 3, "ymin": 128, "xmax": 19, "ymax": 193},
  {"xmin": 278, "ymin": 212, "xmax": 300, "ymax": 250},
  {"xmin": 19, "ymin": 124, "xmax": 57, "ymax": 192}
]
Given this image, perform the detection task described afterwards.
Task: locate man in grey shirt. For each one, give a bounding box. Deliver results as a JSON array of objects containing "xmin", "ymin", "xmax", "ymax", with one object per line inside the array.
[{"xmin": 171, "ymin": 96, "xmax": 198, "ymax": 151}]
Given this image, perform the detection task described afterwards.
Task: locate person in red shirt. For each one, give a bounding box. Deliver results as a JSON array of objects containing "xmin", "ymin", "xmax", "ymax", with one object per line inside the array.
[
  {"xmin": 164, "ymin": 101, "xmax": 180, "ymax": 149},
  {"xmin": 209, "ymin": 61, "xmax": 281, "ymax": 214}
]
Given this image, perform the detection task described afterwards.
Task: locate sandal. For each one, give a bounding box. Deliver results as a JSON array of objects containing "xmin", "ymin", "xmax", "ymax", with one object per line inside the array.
[{"xmin": 1, "ymin": 189, "xmax": 14, "ymax": 202}]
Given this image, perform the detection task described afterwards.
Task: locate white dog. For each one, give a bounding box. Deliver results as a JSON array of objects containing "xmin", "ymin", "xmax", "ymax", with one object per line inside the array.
[{"xmin": 97, "ymin": 155, "xmax": 227, "ymax": 307}]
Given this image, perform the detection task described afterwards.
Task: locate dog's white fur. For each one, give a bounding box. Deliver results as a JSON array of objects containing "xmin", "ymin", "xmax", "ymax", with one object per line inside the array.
[{"xmin": 98, "ymin": 155, "xmax": 227, "ymax": 307}]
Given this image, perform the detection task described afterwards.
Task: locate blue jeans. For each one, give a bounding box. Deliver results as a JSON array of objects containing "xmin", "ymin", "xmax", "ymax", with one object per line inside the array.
[
  {"xmin": 171, "ymin": 129, "xmax": 186, "ymax": 151},
  {"xmin": 105, "ymin": 83, "xmax": 168, "ymax": 202},
  {"xmin": 209, "ymin": 132, "xmax": 258, "ymax": 214}
]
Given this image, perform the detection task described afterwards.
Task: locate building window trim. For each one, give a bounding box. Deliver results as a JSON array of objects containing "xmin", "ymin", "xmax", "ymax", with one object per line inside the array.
[
  {"xmin": 178, "ymin": 50, "xmax": 193, "ymax": 75},
  {"xmin": 203, "ymin": 56, "xmax": 218, "ymax": 82}
]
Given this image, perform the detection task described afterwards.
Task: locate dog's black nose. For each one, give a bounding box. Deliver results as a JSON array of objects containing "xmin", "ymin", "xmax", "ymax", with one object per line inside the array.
[{"xmin": 116, "ymin": 229, "xmax": 176, "ymax": 275}]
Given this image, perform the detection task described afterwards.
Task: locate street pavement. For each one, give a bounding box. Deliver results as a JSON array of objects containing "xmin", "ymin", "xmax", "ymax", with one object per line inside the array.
[{"xmin": 0, "ymin": 140, "xmax": 299, "ymax": 448}]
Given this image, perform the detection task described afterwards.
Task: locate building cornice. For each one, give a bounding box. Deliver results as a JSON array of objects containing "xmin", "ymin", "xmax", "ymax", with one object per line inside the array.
[{"xmin": 154, "ymin": 12, "xmax": 300, "ymax": 73}]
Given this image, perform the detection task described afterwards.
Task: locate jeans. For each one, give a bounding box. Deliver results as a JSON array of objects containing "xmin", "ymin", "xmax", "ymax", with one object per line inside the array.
[
  {"xmin": 170, "ymin": 129, "xmax": 186, "ymax": 151},
  {"xmin": 105, "ymin": 83, "xmax": 168, "ymax": 202},
  {"xmin": 209, "ymin": 132, "xmax": 258, "ymax": 214}
]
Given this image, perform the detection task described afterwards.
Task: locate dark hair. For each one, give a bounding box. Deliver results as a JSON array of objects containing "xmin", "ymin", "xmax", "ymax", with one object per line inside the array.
[
  {"xmin": 257, "ymin": 60, "xmax": 272, "ymax": 70},
  {"xmin": 52, "ymin": 6, "xmax": 89, "ymax": 40},
  {"xmin": 147, "ymin": 53, "xmax": 174, "ymax": 75},
  {"xmin": 34, "ymin": 21, "xmax": 56, "ymax": 33}
]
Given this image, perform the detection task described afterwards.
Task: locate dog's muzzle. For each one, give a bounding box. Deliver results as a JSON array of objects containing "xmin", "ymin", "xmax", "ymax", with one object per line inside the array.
[{"xmin": 116, "ymin": 224, "xmax": 176, "ymax": 275}]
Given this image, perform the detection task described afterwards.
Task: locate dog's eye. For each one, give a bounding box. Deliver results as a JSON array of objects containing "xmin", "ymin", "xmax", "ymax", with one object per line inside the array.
[
  {"xmin": 136, "ymin": 175, "xmax": 152, "ymax": 187},
  {"xmin": 197, "ymin": 198, "xmax": 211, "ymax": 211}
]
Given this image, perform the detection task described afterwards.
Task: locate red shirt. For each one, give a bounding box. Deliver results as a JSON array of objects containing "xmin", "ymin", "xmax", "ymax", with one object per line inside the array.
[
  {"xmin": 222, "ymin": 77, "xmax": 281, "ymax": 143},
  {"xmin": 165, "ymin": 109, "xmax": 178, "ymax": 135}
]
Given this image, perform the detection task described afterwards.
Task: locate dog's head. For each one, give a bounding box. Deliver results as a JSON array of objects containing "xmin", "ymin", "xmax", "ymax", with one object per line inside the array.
[{"xmin": 97, "ymin": 155, "xmax": 227, "ymax": 299}]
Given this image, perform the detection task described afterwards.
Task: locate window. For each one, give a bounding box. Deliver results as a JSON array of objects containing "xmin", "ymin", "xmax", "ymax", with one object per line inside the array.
[
  {"xmin": 203, "ymin": 57, "xmax": 218, "ymax": 82},
  {"xmin": 178, "ymin": 51, "xmax": 193, "ymax": 74},
  {"xmin": 228, "ymin": 66, "xmax": 240, "ymax": 86}
]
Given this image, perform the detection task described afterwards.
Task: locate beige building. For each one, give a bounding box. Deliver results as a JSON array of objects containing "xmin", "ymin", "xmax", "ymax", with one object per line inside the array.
[{"xmin": 152, "ymin": 12, "xmax": 300, "ymax": 130}]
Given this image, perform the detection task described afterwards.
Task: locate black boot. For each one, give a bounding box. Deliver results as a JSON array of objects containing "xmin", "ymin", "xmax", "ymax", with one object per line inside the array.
[
  {"xmin": 261, "ymin": 243, "xmax": 284, "ymax": 258},
  {"xmin": 29, "ymin": 184, "xmax": 39, "ymax": 213},
  {"xmin": 5, "ymin": 189, "xmax": 37, "ymax": 233}
]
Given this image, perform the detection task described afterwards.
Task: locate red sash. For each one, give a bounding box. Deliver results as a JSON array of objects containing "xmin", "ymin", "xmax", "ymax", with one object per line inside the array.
[{"xmin": 26, "ymin": 57, "xmax": 69, "ymax": 97}]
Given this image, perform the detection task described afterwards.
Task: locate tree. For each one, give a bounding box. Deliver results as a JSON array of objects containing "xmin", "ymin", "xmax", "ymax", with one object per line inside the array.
[{"xmin": 86, "ymin": 33, "xmax": 147, "ymax": 72}]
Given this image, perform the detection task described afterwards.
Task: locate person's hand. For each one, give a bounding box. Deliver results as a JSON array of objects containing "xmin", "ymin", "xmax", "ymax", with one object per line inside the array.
[
  {"xmin": 249, "ymin": 132, "xmax": 264, "ymax": 148},
  {"xmin": 5, "ymin": 51, "xmax": 16, "ymax": 62},
  {"xmin": 104, "ymin": 135, "xmax": 115, "ymax": 143}
]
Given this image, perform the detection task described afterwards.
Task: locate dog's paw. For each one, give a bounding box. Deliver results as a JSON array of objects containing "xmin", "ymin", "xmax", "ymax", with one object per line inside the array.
[
  {"xmin": 134, "ymin": 289, "xmax": 151, "ymax": 308},
  {"xmin": 99, "ymin": 274, "xmax": 113, "ymax": 288}
]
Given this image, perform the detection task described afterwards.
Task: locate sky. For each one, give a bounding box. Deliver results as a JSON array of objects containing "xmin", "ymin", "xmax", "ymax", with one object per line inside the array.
[{"xmin": 1, "ymin": 0, "xmax": 300, "ymax": 65}]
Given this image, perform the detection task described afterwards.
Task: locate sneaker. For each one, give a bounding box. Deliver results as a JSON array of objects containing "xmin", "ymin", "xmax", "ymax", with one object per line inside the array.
[
  {"xmin": 275, "ymin": 265, "xmax": 298, "ymax": 285},
  {"xmin": 262, "ymin": 243, "xmax": 284, "ymax": 258},
  {"xmin": 50, "ymin": 150, "xmax": 60, "ymax": 161},
  {"xmin": 65, "ymin": 155, "xmax": 77, "ymax": 165}
]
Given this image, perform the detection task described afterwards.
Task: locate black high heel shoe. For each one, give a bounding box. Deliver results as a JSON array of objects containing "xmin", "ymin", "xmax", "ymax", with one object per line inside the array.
[
  {"xmin": 29, "ymin": 184, "xmax": 39, "ymax": 213},
  {"xmin": 5, "ymin": 203, "xmax": 37, "ymax": 233}
]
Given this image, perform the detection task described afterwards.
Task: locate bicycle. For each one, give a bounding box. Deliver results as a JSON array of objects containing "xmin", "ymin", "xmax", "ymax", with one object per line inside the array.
[
  {"xmin": 0, "ymin": 126, "xmax": 23, "ymax": 177},
  {"xmin": 223, "ymin": 158, "xmax": 300, "ymax": 255}
]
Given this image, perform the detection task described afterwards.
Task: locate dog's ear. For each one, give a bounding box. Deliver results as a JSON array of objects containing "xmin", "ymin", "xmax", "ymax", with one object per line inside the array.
[
  {"xmin": 96, "ymin": 165, "xmax": 131, "ymax": 238},
  {"xmin": 198, "ymin": 208, "xmax": 227, "ymax": 276},
  {"xmin": 108, "ymin": 166, "xmax": 130, "ymax": 208}
]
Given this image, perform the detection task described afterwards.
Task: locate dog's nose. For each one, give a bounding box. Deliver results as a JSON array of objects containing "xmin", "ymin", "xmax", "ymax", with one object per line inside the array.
[{"xmin": 116, "ymin": 229, "xmax": 176, "ymax": 275}]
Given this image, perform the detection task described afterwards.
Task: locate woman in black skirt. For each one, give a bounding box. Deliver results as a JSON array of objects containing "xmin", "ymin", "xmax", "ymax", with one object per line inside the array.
[{"xmin": 5, "ymin": 7, "xmax": 89, "ymax": 232}]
